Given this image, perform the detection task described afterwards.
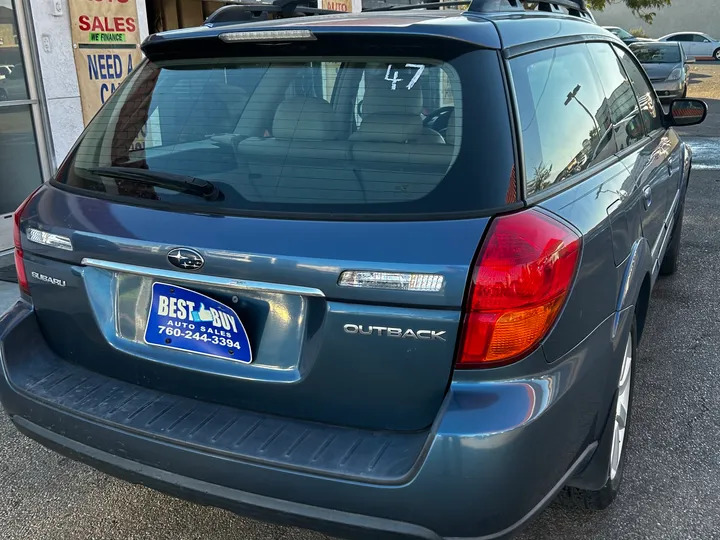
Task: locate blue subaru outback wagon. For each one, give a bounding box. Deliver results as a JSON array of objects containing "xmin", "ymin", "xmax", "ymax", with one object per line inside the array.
[{"xmin": 0, "ymin": 0, "xmax": 707, "ymax": 538}]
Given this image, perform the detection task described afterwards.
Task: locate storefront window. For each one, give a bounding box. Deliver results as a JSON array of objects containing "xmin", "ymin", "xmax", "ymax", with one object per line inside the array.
[
  {"xmin": 0, "ymin": 105, "xmax": 42, "ymax": 214},
  {"xmin": 0, "ymin": 0, "xmax": 29, "ymax": 101},
  {"xmin": 0, "ymin": 0, "xmax": 43, "ymax": 255}
]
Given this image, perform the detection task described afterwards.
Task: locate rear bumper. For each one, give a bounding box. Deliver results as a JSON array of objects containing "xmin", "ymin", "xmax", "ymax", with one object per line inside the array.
[{"xmin": 0, "ymin": 301, "xmax": 623, "ymax": 539}]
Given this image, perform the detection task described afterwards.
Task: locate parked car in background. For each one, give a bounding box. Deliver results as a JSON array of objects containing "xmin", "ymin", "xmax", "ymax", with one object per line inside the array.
[
  {"xmin": 0, "ymin": 65, "xmax": 13, "ymax": 80},
  {"xmin": 0, "ymin": 63, "xmax": 26, "ymax": 100},
  {"xmin": 630, "ymin": 42, "xmax": 692, "ymax": 101},
  {"xmin": 0, "ymin": 1, "xmax": 707, "ymax": 539},
  {"xmin": 658, "ymin": 32, "xmax": 720, "ymax": 61},
  {"xmin": 604, "ymin": 26, "xmax": 653, "ymax": 45}
]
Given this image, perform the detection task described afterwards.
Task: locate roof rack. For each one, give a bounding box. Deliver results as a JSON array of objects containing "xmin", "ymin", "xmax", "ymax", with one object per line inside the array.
[
  {"xmin": 368, "ymin": 0, "xmax": 591, "ymax": 16},
  {"xmin": 530, "ymin": 0, "xmax": 593, "ymax": 21},
  {"xmin": 204, "ymin": 0, "xmax": 594, "ymax": 25},
  {"xmin": 204, "ymin": 0, "xmax": 343, "ymax": 26},
  {"xmin": 362, "ymin": 0, "xmax": 470, "ymax": 11}
]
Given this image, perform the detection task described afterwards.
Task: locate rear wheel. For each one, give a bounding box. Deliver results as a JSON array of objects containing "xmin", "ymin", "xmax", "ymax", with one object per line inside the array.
[
  {"xmin": 559, "ymin": 318, "xmax": 636, "ymax": 511},
  {"xmin": 714, "ymin": 48, "xmax": 720, "ymax": 61}
]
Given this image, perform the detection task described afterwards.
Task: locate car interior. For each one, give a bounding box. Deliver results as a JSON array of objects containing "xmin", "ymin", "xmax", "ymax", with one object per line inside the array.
[{"xmin": 77, "ymin": 59, "xmax": 463, "ymax": 207}]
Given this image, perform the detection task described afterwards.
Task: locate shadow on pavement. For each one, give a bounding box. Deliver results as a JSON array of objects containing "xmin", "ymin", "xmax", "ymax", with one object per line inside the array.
[{"xmin": 689, "ymin": 72, "xmax": 712, "ymax": 85}]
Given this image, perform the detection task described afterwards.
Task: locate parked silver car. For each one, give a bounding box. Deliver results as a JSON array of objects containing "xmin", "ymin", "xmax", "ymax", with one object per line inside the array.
[
  {"xmin": 658, "ymin": 32, "xmax": 720, "ymax": 61},
  {"xmin": 630, "ymin": 42, "xmax": 693, "ymax": 101},
  {"xmin": 604, "ymin": 26, "xmax": 654, "ymax": 45}
]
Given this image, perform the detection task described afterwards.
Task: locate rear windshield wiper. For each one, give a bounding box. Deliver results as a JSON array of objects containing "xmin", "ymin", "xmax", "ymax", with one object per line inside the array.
[{"xmin": 88, "ymin": 166, "xmax": 222, "ymax": 201}]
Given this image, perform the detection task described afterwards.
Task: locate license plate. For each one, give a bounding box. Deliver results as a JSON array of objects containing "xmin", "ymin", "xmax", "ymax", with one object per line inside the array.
[{"xmin": 144, "ymin": 282, "xmax": 253, "ymax": 363}]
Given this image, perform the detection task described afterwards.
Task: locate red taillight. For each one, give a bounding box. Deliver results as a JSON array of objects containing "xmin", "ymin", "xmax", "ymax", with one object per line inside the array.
[
  {"xmin": 457, "ymin": 209, "xmax": 581, "ymax": 368},
  {"xmin": 13, "ymin": 189, "xmax": 40, "ymax": 295}
]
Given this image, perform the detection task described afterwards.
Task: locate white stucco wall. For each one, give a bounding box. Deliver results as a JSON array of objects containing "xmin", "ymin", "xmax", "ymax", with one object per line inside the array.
[
  {"xmin": 27, "ymin": 0, "xmax": 149, "ymax": 167},
  {"xmin": 594, "ymin": 0, "xmax": 720, "ymax": 39}
]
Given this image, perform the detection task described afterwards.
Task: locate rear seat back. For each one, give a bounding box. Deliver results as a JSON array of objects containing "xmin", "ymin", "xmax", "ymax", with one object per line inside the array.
[
  {"xmin": 235, "ymin": 77, "xmax": 459, "ymax": 206},
  {"xmin": 236, "ymin": 97, "xmax": 365, "ymax": 203},
  {"xmin": 350, "ymin": 142, "xmax": 455, "ymax": 202},
  {"xmin": 352, "ymin": 73, "xmax": 444, "ymax": 144},
  {"xmin": 349, "ymin": 72, "xmax": 455, "ymax": 202}
]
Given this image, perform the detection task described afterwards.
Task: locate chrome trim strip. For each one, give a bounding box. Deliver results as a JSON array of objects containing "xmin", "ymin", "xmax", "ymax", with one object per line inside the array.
[
  {"xmin": 651, "ymin": 189, "xmax": 680, "ymax": 282},
  {"xmin": 652, "ymin": 189, "xmax": 680, "ymax": 261},
  {"xmin": 18, "ymin": 0, "xmax": 56, "ymax": 176},
  {"xmin": 81, "ymin": 258, "xmax": 326, "ymax": 298}
]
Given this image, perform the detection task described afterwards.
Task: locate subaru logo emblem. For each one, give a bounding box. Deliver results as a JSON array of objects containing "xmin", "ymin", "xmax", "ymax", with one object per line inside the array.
[{"xmin": 167, "ymin": 248, "xmax": 204, "ymax": 271}]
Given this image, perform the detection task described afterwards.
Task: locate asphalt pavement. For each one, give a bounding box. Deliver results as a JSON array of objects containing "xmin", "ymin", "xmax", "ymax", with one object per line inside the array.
[{"xmin": 2, "ymin": 66, "xmax": 720, "ymax": 540}]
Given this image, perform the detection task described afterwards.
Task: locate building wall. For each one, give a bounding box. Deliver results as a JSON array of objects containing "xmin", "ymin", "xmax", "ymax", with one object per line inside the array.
[
  {"xmin": 594, "ymin": 0, "xmax": 720, "ymax": 39},
  {"xmin": 27, "ymin": 0, "xmax": 149, "ymax": 166}
]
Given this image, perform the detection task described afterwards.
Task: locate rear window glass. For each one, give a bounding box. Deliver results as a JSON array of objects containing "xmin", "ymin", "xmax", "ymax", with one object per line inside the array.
[{"xmin": 55, "ymin": 48, "xmax": 515, "ymax": 219}]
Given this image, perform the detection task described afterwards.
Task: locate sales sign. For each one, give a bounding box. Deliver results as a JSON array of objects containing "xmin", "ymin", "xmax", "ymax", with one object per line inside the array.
[{"xmin": 67, "ymin": 0, "xmax": 143, "ymax": 124}]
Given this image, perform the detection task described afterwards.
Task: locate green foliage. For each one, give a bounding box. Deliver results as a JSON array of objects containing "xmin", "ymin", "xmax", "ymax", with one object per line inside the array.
[
  {"xmin": 586, "ymin": 0, "xmax": 672, "ymax": 23},
  {"xmin": 629, "ymin": 27, "xmax": 649, "ymax": 37}
]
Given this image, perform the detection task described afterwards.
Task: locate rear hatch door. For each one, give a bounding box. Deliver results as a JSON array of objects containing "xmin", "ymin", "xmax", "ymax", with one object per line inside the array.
[{"xmin": 19, "ymin": 34, "xmax": 516, "ymax": 431}]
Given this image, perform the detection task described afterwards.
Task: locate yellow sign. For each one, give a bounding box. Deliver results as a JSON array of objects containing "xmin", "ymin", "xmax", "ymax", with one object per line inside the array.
[
  {"xmin": 319, "ymin": 0, "xmax": 362, "ymax": 12},
  {"xmin": 67, "ymin": 0, "xmax": 142, "ymax": 124},
  {"xmin": 320, "ymin": 0, "xmax": 353, "ymax": 11},
  {"xmin": 73, "ymin": 47, "xmax": 143, "ymax": 124}
]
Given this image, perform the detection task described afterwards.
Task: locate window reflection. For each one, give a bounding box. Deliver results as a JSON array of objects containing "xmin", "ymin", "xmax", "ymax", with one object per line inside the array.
[
  {"xmin": 0, "ymin": 105, "xmax": 43, "ymax": 214},
  {"xmin": 614, "ymin": 46, "xmax": 664, "ymax": 135},
  {"xmin": 511, "ymin": 44, "xmax": 616, "ymax": 195},
  {"xmin": 587, "ymin": 43, "xmax": 645, "ymax": 151},
  {"xmin": 0, "ymin": 0, "xmax": 30, "ymax": 101}
]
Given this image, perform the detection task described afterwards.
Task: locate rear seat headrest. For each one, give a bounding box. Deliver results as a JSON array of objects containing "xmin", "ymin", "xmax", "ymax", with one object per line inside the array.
[
  {"xmin": 273, "ymin": 97, "xmax": 341, "ymax": 140},
  {"xmin": 362, "ymin": 76, "xmax": 423, "ymax": 117}
]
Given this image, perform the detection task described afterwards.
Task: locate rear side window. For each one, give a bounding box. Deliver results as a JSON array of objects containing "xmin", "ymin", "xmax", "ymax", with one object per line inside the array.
[
  {"xmin": 511, "ymin": 44, "xmax": 616, "ymax": 195},
  {"xmin": 587, "ymin": 43, "xmax": 645, "ymax": 151},
  {"xmin": 56, "ymin": 46, "xmax": 516, "ymax": 219},
  {"xmin": 613, "ymin": 45, "xmax": 664, "ymax": 134}
]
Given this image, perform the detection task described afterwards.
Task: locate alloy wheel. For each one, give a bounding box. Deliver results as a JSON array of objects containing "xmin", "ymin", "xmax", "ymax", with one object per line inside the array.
[{"xmin": 610, "ymin": 332, "xmax": 633, "ymax": 481}]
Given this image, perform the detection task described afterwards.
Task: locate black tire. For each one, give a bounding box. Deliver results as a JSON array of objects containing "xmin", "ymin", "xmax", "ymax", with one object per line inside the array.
[
  {"xmin": 660, "ymin": 204, "xmax": 685, "ymax": 276},
  {"xmin": 558, "ymin": 317, "xmax": 637, "ymax": 511},
  {"xmin": 714, "ymin": 48, "xmax": 720, "ymax": 61},
  {"xmin": 682, "ymin": 85, "xmax": 688, "ymax": 98},
  {"xmin": 0, "ymin": 89, "xmax": 7, "ymax": 101}
]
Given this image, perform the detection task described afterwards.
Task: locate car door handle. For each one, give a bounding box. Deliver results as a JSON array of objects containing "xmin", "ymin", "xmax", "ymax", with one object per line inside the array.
[{"xmin": 643, "ymin": 186, "xmax": 652, "ymax": 210}]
